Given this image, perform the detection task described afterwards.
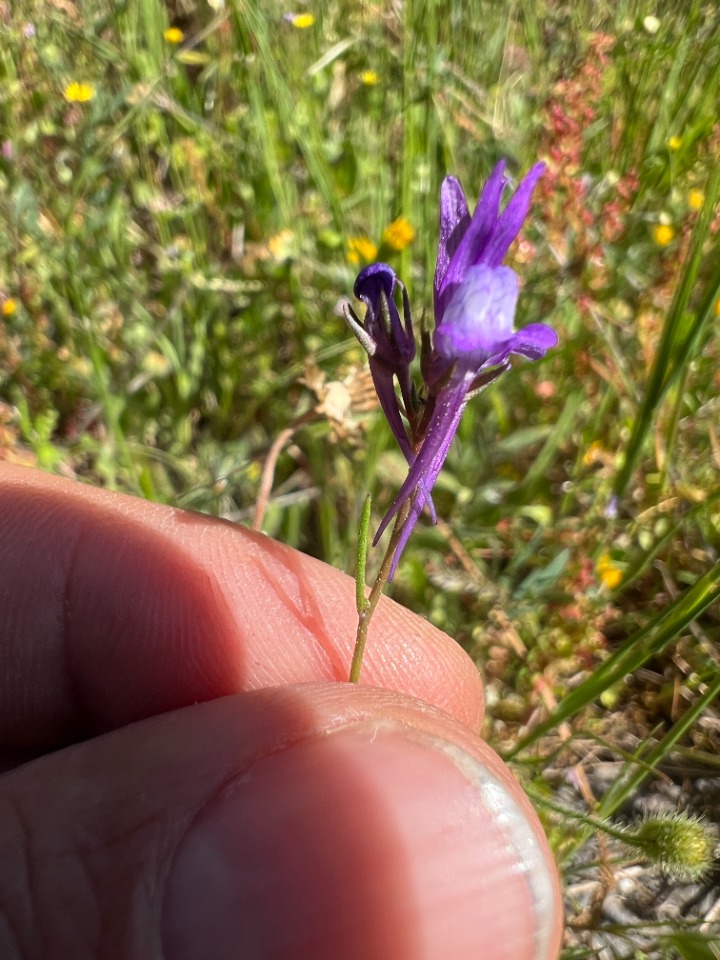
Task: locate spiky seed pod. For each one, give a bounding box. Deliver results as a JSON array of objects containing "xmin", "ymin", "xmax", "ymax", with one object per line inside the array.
[{"xmin": 618, "ymin": 811, "xmax": 716, "ymax": 882}]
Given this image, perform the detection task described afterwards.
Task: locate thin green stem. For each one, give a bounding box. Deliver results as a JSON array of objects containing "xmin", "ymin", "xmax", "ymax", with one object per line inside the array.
[
  {"xmin": 355, "ymin": 494, "xmax": 372, "ymax": 615},
  {"xmin": 526, "ymin": 790, "xmax": 626, "ymax": 843},
  {"xmin": 349, "ymin": 497, "xmax": 413, "ymax": 684}
]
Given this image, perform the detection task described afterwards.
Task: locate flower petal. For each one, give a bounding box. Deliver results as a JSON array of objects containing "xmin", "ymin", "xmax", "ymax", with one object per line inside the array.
[
  {"xmin": 435, "ymin": 160, "xmax": 507, "ymax": 320},
  {"xmin": 369, "ymin": 364, "xmax": 437, "ymax": 525},
  {"xmin": 434, "ymin": 264, "xmax": 518, "ymax": 365},
  {"xmin": 481, "ymin": 162, "xmax": 545, "ymax": 268},
  {"xmin": 387, "ymin": 487, "xmax": 428, "ymax": 580},
  {"xmin": 506, "ymin": 322, "xmax": 558, "ymax": 360},
  {"xmin": 368, "ymin": 365, "xmax": 413, "ymax": 461},
  {"xmin": 374, "ymin": 377, "xmax": 469, "ymax": 543},
  {"xmin": 382, "ymin": 379, "xmax": 470, "ymax": 578},
  {"xmin": 354, "ymin": 262, "xmax": 415, "ymax": 366},
  {"xmin": 434, "ymin": 176, "xmax": 470, "ymax": 306},
  {"xmin": 354, "ymin": 261, "xmax": 395, "ymax": 301}
]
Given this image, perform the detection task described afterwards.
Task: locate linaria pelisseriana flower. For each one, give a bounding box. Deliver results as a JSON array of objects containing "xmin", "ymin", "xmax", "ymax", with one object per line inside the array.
[
  {"xmin": 345, "ymin": 263, "xmax": 418, "ymax": 467},
  {"xmin": 346, "ymin": 160, "xmax": 558, "ymax": 577}
]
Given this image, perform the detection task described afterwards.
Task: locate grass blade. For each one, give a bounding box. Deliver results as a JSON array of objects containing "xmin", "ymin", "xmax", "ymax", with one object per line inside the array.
[{"xmin": 507, "ymin": 558, "xmax": 720, "ymax": 757}]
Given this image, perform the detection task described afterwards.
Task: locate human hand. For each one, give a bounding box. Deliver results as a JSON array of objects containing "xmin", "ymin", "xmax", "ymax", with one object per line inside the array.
[{"xmin": 0, "ymin": 464, "xmax": 562, "ymax": 960}]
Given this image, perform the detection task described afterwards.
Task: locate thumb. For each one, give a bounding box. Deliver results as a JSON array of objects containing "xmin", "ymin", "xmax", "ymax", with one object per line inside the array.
[{"xmin": 0, "ymin": 683, "xmax": 562, "ymax": 960}]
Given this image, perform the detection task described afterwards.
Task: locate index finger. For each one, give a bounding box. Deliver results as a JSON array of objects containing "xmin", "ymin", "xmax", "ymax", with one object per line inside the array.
[{"xmin": 0, "ymin": 465, "xmax": 484, "ymax": 750}]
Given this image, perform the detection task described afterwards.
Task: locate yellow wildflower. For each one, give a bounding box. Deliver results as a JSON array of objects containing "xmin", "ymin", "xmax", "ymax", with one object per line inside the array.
[
  {"xmin": 63, "ymin": 82, "xmax": 96, "ymax": 103},
  {"xmin": 289, "ymin": 13, "xmax": 315, "ymax": 28},
  {"xmin": 360, "ymin": 70, "xmax": 380, "ymax": 86},
  {"xmin": 1, "ymin": 298, "xmax": 17, "ymax": 316},
  {"xmin": 667, "ymin": 136, "xmax": 682, "ymax": 151},
  {"xmin": 163, "ymin": 27, "xmax": 184, "ymax": 44},
  {"xmin": 652, "ymin": 223, "xmax": 674, "ymax": 246},
  {"xmin": 267, "ymin": 229, "xmax": 295, "ymax": 262},
  {"xmin": 382, "ymin": 216, "xmax": 415, "ymax": 251},
  {"xmin": 246, "ymin": 461, "xmax": 261, "ymax": 483},
  {"xmin": 714, "ymin": 297, "xmax": 720, "ymax": 317},
  {"xmin": 582, "ymin": 440, "xmax": 605, "ymax": 467},
  {"xmin": 142, "ymin": 350, "xmax": 172, "ymax": 377},
  {"xmin": 347, "ymin": 236, "xmax": 378, "ymax": 265},
  {"xmin": 688, "ymin": 189, "xmax": 704, "ymax": 211},
  {"xmin": 596, "ymin": 554, "xmax": 623, "ymax": 590}
]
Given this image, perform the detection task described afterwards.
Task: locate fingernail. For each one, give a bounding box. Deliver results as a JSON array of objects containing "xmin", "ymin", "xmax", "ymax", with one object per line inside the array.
[{"xmin": 162, "ymin": 723, "xmax": 559, "ymax": 960}]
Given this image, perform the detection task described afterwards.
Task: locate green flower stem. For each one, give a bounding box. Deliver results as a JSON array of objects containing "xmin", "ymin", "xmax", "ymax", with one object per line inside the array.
[
  {"xmin": 349, "ymin": 496, "xmax": 413, "ymax": 684},
  {"xmin": 526, "ymin": 790, "xmax": 626, "ymax": 841},
  {"xmin": 355, "ymin": 494, "xmax": 372, "ymax": 616}
]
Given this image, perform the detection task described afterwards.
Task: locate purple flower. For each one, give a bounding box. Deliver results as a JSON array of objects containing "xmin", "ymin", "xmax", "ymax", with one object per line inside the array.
[
  {"xmin": 344, "ymin": 265, "xmax": 439, "ymax": 524},
  {"xmin": 425, "ymin": 160, "xmax": 557, "ymax": 389},
  {"xmin": 348, "ymin": 161, "xmax": 558, "ymax": 578},
  {"xmin": 344, "ymin": 264, "xmax": 416, "ymax": 463}
]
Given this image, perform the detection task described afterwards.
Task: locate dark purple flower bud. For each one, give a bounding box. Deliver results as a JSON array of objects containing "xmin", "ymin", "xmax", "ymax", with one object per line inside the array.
[
  {"xmin": 353, "ymin": 263, "xmax": 415, "ymax": 370},
  {"xmin": 343, "ymin": 263, "xmax": 416, "ymax": 462}
]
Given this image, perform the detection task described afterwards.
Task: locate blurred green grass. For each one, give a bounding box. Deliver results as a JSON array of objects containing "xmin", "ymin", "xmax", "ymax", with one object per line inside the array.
[{"xmin": 2, "ymin": 1, "xmax": 720, "ymax": 953}]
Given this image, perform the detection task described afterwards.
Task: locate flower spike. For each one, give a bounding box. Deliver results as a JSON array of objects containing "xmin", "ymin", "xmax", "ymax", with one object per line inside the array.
[{"xmin": 347, "ymin": 162, "xmax": 558, "ymax": 578}]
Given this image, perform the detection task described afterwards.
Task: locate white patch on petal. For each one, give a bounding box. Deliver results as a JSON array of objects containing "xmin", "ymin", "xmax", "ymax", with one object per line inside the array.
[{"xmin": 435, "ymin": 265, "xmax": 518, "ymax": 363}]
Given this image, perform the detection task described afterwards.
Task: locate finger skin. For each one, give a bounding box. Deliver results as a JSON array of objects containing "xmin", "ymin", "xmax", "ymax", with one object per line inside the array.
[
  {"xmin": 0, "ymin": 464, "xmax": 484, "ymax": 749},
  {"xmin": 0, "ymin": 683, "xmax": 563, "ymax": 960}
]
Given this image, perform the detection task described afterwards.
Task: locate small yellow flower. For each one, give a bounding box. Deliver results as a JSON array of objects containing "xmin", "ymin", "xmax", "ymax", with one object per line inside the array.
[
  {"xmin": 63, "ymin": 82, "xmax": 95, "ymax": 103},
  {"xmin": 1, "ymin": 298, "xmax": 17, "ymax": 316},
  {"xmin": 267, "ymin": 229, "xmax": 295, "ymax": 262},
  {"xmin": 360, "ymin": 70, "xmax": 380, "ymax": 86},
  {"xmin": 163, "ymin": 27, "xmax": 184, "ymax": 44},
  {"xmin": 289, "ymin": 13, "xmax": 315, "ymax": 28},
  {"xmin": 667, "ymin": 135, "xmax": 682, "ymax": 152},
  {"xmin": 246, "ymin": 461, "xmax": 261, "ymax": 484},
  {"xmin": 582, "ymin": 440, "xmax": 605, "ymax": 467},
  {"xmin": 652, "ymin": 223, "xmax": 674, "ymax": 246},
  {"xmin": 347, "ymin": 236, "xmax": 378, "ymax": 265},
  {"xmin": 142, "ymin": 350, "xmax": 172, "ymax": 377},
  {"xmin": 688, "ymin": 189, "xmax": 704, "ymax": 211},
  {"xmin": 596, "ymin": 554, "xmax": 623, "ymax": 590},
  {"xmin": 714, "ymin": 296, "xmax": 720, "ymax": 317},
  {"xmin": 382, "ymin": 216, "xmax": 415, "ymax": 252}
]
